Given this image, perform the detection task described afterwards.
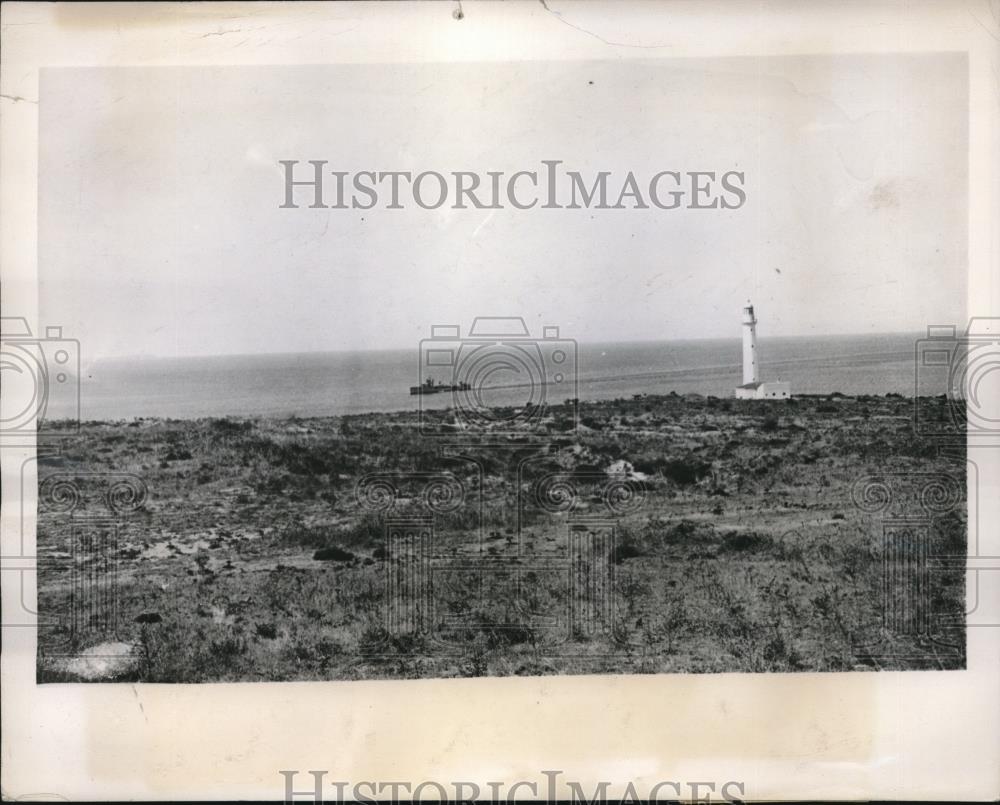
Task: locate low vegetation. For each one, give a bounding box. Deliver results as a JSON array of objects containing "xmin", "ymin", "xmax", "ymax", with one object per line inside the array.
[{"xmin": 36, "ymin": 393, "xmax": 966, "ymax": 680}]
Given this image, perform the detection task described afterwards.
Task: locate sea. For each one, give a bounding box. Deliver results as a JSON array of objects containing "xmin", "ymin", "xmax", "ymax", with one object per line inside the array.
[{"xmin": 59, "ymin": 332, "xmax": 924, "ymax": 422}]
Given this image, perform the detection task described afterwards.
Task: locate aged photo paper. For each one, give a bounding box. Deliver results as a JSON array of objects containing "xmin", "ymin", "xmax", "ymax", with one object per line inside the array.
[{"xmin": 2, "ymin": 0, "xmax": 999, "ymax": 800}]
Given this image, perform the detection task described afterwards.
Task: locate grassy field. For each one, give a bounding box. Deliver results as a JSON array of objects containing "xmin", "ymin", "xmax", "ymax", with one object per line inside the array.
[{"xmin": 36, "ymin": 393, "xmax": 966, "ymax": 681}]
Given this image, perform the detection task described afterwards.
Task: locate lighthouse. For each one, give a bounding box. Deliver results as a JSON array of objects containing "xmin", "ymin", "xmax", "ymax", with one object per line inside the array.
[
  {"xmin": 734, "ymin": 301, "xmax": 791, "ymax": 399},
  {"xmin": 742, "ymin": 303, "xmax": 759, "ymax": 386}
]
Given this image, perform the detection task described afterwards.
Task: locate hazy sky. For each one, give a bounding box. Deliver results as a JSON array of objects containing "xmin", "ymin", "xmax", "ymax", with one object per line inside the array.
[{"xmin": 40, "ymin": 54, "xmax": 967, "ymax": 359}]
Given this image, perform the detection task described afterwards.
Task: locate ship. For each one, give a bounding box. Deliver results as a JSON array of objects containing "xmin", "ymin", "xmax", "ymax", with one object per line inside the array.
[{"xmin": 409, "ymin": 377, "xmax": 472, "ymax": 396}]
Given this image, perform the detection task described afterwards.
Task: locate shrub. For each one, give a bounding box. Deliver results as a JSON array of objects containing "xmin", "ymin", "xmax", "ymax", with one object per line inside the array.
[
  {"xmin": 719, "ymin": 530, "xmax": 774, "ymax": 553},
  {"xmin": 663, "ymin": 519, "xmax": 709, "ymax": 544},
  {"xmin": 255, "ymin": 622, "xmax": 278, "ymax": 639},
  {"xmin": 661, "ymin": 457, "xmax": 711, "ymax": 485},
  {"xmin": 210, "ymin": 418, "xmax": 254, "ymax": 437},
  {"xmin": 609, "ymin": 542, "xmax": 644, "ymax": 564},
  {"xmin": 629, "ymin": 456, "xmax": 711, "ymax": 485},
  {"xmin": 313, "ymin": 545, "xmax": 355, "ymax": 562}
]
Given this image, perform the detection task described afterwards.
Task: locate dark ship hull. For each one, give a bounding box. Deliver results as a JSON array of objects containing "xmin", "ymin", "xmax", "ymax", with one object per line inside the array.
[{"xmin": 409, "ymin": 381, "xmax": 471, "ymax": 396}]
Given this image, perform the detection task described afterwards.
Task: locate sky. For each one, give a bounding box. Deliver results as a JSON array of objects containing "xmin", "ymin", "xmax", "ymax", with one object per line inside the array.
[{"xmin": 39, "ymin": 54, "xmax": 968, "ymax": 359}]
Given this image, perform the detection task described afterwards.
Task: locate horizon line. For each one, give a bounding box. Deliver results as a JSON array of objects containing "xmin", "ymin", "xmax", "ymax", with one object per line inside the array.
[{"xmin": 94, "ymin": 328, "xmax": 929, "ymax": 363}]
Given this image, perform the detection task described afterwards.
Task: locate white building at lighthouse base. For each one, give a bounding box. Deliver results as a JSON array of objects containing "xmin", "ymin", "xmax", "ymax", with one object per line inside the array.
[{"xmin": 734, "ymin": 380, "xmax": 791, "ymax": 400}]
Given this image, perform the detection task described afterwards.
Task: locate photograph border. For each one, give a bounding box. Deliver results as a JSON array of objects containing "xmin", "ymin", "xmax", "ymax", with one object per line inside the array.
[{"xmin": 2, "ymin": 1, "xmax": 998, "ymax": 800}]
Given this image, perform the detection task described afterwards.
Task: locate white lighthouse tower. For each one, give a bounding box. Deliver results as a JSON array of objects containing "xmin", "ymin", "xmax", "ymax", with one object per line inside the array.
[
  {"xmin": 742, "ymin": 303, "xmax": 759, "ymax": 386},
  {"xmin": 734, "ymin": 301, "xmax": 791, "ymax": 399}
]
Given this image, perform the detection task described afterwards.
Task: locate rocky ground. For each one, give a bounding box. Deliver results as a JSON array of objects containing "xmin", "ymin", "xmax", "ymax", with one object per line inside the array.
[{"xmin": 36, "ymin": 393, "xmax": 967, "ymax": 681}]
